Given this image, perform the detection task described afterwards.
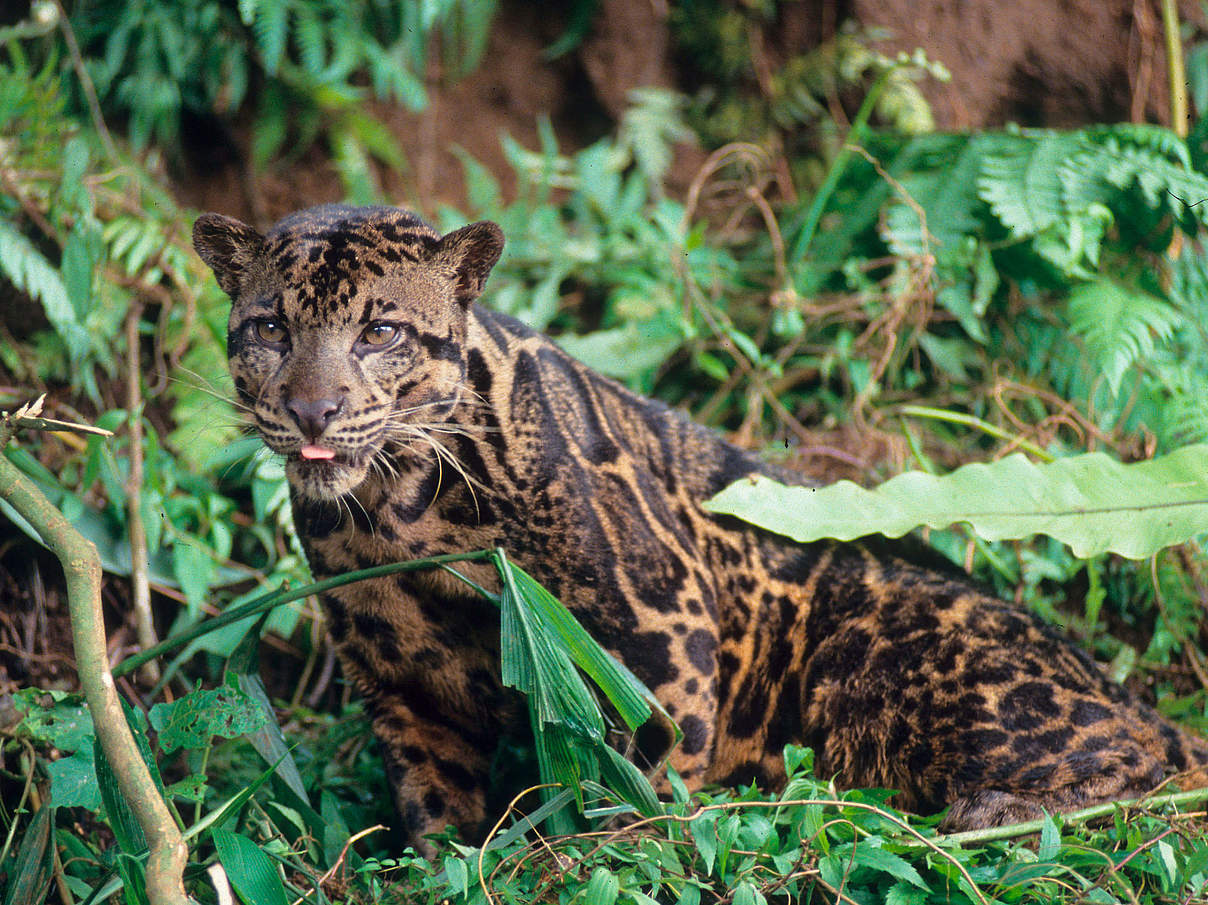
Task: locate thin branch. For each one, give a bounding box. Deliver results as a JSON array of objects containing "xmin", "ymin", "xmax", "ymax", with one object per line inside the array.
[
  {"xmin": 1161, "ymin": 0, "xmax": 1188, "ymax": 137},
  {"xmin": 52, "ymin": 0, "xmax": 119, "ymax": 161},
  {"xmin": 125, "ymin": 301, "xmax": 161, "ymax": 683}
]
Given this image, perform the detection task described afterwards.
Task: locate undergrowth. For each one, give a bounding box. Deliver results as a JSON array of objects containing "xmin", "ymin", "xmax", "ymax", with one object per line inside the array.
[{"xmin": 4, "ymin": 3, "xmax": 1208, "ymax": 904}]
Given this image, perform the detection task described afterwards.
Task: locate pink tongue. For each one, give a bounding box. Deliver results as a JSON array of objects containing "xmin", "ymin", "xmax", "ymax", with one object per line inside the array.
[{"xmin": 300, "ymin": 445, "xmax": 336, "ymax": 460}]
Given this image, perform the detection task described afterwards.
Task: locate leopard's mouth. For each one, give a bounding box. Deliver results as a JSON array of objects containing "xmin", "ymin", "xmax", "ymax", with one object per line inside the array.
[{"xmin": 285, "ymin": 445, "xmax": 373, "ymax": 499}]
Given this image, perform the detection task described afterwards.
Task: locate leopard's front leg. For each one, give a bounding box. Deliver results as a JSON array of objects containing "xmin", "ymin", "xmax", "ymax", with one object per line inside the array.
[
  {"xmin": 320, "ymin": 583, "xmax": 520, "ymax": 854},
  {"xmin": 367, "ymin": 694, "xmax": 494, "ymax": 853}
]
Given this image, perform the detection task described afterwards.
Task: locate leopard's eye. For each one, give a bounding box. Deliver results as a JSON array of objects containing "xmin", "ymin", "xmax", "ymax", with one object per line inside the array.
[
  {"xmin": 254, "ymin": 319, "xmax": 287, "ymax": 344},
  {"xmin": 360, "ymin": 323, "xmax": 399, "ymax": 347}
]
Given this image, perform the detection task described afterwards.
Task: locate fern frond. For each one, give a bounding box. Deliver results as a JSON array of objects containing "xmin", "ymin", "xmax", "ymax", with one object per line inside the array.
[
  {"xmin": 1062, "ymin": 139, "xmax": 1208, "ymax": 223},
  {"xmin": 293, "ymin": 4, "xmax": 327, "ymax": 75},
  {"xmin": 1161, "ymin": 371, "xmax": 1208, "ymax": 446},
  {"xmin": 977, "ymin": 132, "xmax": 1081, "ymax": 239},
  {"xmin": 617, "ymin": 88, "xmax": 692, "ymax": 193},
  {"xmin": 1168, "ymin": 241, "xmax": 1208, "ymax": 318},
  {"xmin": 1065, "ymin": 278, "xmax": 1183, "ymax": 396},
  {"xmin": 248, "ymin": 0, "xmax": 291, "ymax": 76},
  {"xmin": 0, "ymin": 218, "xmax": 90, "ymax": 362},
  {"xmin": 882, "ymin": 135, "xmax": 989, "ymax": 256},
  {"xmin": 1085, "ymin": 123, "xmax": 1191, "ymax": 168}
]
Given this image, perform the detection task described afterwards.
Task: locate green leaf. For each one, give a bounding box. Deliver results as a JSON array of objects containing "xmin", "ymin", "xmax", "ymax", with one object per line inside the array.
[
  {"xmin": 172, "ymin": 539, "xmax": 215, "ymax": 619},
  {"xmin": 443, "ymin": 854, "xmax": 470, "ymax": 899},
  {"xmin": 977, "ymin": 131, "xmax": 1079, "ymax": 238},
  {"xmin": 114, "ymin": 852, "xmax": 150, "ymax": 905},
  {"xmin": 556, "ymin": 321, "xmax": 682, "ymax": 381},
  {"xmin": 689, "ymin": 811, "xmax": 718, "ymax": 875},
  {"xmin": 45, "ymin": 747, "xmax": 101, "ymax": 811},
  {"xmin": 705, "ymin": 445, "xmax": 1208, "ymax": 560},
  {"xmin": 228, "ymin": 617, "xmax": 310, "ymax": 802},
  {"xmin": 884, "ymin": 880, "xmax": 931, "ymax": 905},
  {"xmin": 1065, "ymin": 278, "xmax": 1181, "ymax": 396},
  {"xmin": 843, "ymin": 842, "xmax": 929, "ymax": 889},
  {"xmin": 212, "ymin": 827, "xmax": 290, "ymax": 905},
  {"xmin": 14, "ymin": 688, "xmax": 93, "ymax": 750},
  {"xmin": 94, "ymin": 733, "xmax": 148, "ymax": 854},
  {"xmin": 60, "ymin": 220, "xmax": 101, "ymax": 322},
  {"xmin": 585, "ymin": 866, "xmax": 620, "ymax": 905},
  {"xmin": 452, "ymin": 144, "xmax": 502, "ymax": 214},
  {"xmin": 598, "ymin": 744, "xmax": 663, "ymax": 817},
  {"xmin": 504, "ymin": 562, "xmax": 655, "ymax": 732},
  {"xmin": 2, "ymin": 803, "xmax": 54, "ymax": 905},
  {"xmin": 148, "ymin": 679, "xmax": 267, "ymax": 753},
  {"xmin": 248, "ymin": 0, "xmax": 289, "ymax": 76},
  {"xmin": 0, "ymin": 219, "xmax": 89, "ymax": 362},
  {"xmin": 732, "ymin": 881, "xmax": 758, "ymax": 905},
  {"xmin": 1038, "ymin": 813, "xmax": 1060, "ymax": 861}
]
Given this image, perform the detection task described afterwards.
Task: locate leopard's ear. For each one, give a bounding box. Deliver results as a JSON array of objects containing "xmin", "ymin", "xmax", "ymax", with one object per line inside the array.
[
  {"xmin": 434, "ymin": 220, "xmax": 504, "ymax": 307},
  {"xmin": 193, "ymin": 213, "xmax": 265, "ymax": 298}
]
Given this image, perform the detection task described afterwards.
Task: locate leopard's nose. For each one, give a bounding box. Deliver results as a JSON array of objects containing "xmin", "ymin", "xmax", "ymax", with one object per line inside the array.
[{"xmin": 286, "ymin": 397, "xmax": 341, "ymax": 439}]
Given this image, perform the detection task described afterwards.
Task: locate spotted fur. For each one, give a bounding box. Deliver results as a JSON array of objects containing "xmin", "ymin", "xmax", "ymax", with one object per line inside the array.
[{"xmin": 195, "ymin": 204, "xmax": 1208, "ymax": 852}]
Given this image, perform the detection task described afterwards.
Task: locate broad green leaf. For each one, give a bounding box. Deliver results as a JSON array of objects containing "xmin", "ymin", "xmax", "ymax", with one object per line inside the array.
[
  {"xmin": 884, "ymin": 881, "xmax": 931, "ymax": 905},
  {"xmin": 676, "ymin": 882, "xmax": 702, "ymax": 905},
  {"xmin": 689, "ymin": 811, "xmax": 718, "ymax": 875},
  {"xmin": 149, "ymin": 679, "xmax": 266, "ymax": 753},
  {"xmin": 556, "ymin": 321, "xmax": 682, "ymax": 381},
  {"xmin": 585, "ymin": 866, "xmax": 620, "ymax": 905},
  {"xmin": 839, "ymin": 841, "xmax": 929, "ymax": 889},
  {"xmin": 443, "ymin": 855, "xmax": 470, "ymax": 899},
  {"xmin": 731, "ymin": 882, "xmax": 758, "ymax": 905},
  {"xmin": 14, "ymin": 688, "xmax": 93, "ymax": 750},
  {"xmin": 706, "ymin": 445, "xmax": 1208, "ymax": 560},
  {"xmin": 45, "ymin": 748, "xmax": 101, "ymax": 810},
  {"xmin": 172, "ymin": 539, "xmax": 215, "ymax": 619},
  {"xmin": 211, "ymin": 827, "xmax": 290, "ymax": 905},
  {"xmin": 228, "ymin": 616, "xmax": 310, "ymax": 802},
  {"xmin": 505, "ymin": 562, "xmax": 654, "ymax": 731},
  {"xmin": 95, "ymin": 734, "xmax": 148, "ymax": 855},
  {"xmin": 14, "ymin": 690, "xmax": 102, "ymax": 809}
]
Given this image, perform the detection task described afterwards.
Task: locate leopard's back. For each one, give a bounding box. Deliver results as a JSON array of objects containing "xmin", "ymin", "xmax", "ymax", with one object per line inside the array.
[{"xmin": 195, "ymin": 204, "xmax": 1208, "ymax": 852}]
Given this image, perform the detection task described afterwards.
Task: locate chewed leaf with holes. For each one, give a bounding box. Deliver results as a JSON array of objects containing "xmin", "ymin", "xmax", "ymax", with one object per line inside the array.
[
  {"xmin": 706, "ymin": 445, "xmax": 1208, "ymax": 560},
  {"xmin": 149, "ymin": 679, "xmax": 267, "ymax": 753}
]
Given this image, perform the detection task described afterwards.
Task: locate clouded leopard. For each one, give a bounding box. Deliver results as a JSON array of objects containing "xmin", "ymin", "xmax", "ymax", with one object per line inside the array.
[{"xmin": 194, "ymin": 204, "xmax": 1208, "ymax": 852}]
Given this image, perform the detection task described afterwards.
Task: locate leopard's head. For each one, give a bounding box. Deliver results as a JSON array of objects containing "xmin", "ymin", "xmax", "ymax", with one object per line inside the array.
[{"xmin": 193, "ymin": 204, "xmax": 504, "ymax": 500}]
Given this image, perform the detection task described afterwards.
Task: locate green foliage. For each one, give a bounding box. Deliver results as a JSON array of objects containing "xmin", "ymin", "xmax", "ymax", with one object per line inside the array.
[
  {"xmin": 6, "ymin": 6, "xmax": 1208, "ymax": 903},
  {"xmin": 212, "ymin": 826, "xmax": 290, "ymax": 905},
  {"xmin": 54, "ymin": 0, "xmax": 496, "ymax": 198},
  {"xmin": 707, "ymin": 444, "xmax": 1208, "ymax": 559},
  {"xmin": 442, "ymin": 104, "xmax": 690, "ymax": 385}
]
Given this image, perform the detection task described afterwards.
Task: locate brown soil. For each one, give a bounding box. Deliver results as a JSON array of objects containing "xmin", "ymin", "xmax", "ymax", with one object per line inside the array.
[
  {"xmin": 851, "ymin": 0, "xmax": 1205, "ymax": 129},
  {"xmin": 176, "ymin": 0, "xmax": 1204, "ymax": 224}
]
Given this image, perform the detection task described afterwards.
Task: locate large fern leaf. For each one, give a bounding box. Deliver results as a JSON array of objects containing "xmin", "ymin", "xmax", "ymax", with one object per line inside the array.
[
  {"xmin": 882, "ymin": 138, "xmax": 982, "ymax": 257},
  {"xmin": 242, "ymin": 0, "xmax": 291, "ymax": 76},
  {"xmin": 1062, "ymin": 139, "xmax": 1208, "ymax": 223},
  {"xmin": 0, "ymin": 219, "xmax": 90, "ymax": 362},
  {"xmin": 1065, "ymin": 278, "xmax": 1182, "ymax": 396},
  {"xmin": 977, "ymin": 132, "xmax": 1081, "ymax": 239},
  {"xmin": 705, "ymin": 444, "xmax": 1208, "ymax": 560},
  {"xmin": 1085, "ymin": 123, "xmax": 1192, "ymax": 169}
]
